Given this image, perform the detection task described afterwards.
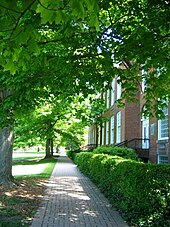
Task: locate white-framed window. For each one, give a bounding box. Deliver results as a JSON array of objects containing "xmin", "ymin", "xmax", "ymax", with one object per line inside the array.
[
  {"xmin": 88, "ymin": 128, "xmax": 95, "ymax": 144},
  {"xmin": 117, "ymin": 79, "xmax": 121, "ymax": 100},
  {"xmin": 111, "ymin": 79, "xmax": 115, "ymax": 106},
  {"xmin": 158, "ymin": 107, "xmax": 169, "ymax": 140},
  {"xmin": 98, "ymin": 126, "xmax": 101, "ymax": 145},
  {"xmin": 106, "ymin": 121, "xmax": 109, "ymax": 145},
  {"xmin": 106, "ymin": 90, "xmax": 110, "ymax": 108},
  {"xmin": 158, "ymin": 155, "xmax": 169, "ymax": 164},
  {"xmin": 102, "ymin": 124, "xmax": 105, "ymax": 145},
  {"xmin": 110, "ymin": 116, "xmax": 114, "ymax": 144},
  {"xmin": 116, "ymin": 111, "xmax": 121, "ymax": 143},
  {"xmin": 93, "ymin": 129, "xmax": 95, "ymax": 144},
  {"xmin": 141, "ymin": 113, "xmax": 149, "ymax": 149}
]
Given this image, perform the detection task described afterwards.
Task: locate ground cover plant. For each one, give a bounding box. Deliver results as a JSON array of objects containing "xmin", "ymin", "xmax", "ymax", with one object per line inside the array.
[
  {"xmin": 71, "ymin": 149, "xmax": 170, "ymax": 226},
  {"xmin": 0, "ymin": 151, "xmax": 57, "ymax": 227}
]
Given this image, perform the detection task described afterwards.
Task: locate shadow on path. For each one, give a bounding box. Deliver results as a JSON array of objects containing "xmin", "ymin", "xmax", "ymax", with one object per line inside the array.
[{"xmin": 31, "ymin": 155, "xmax": 128, "ymax": 227}]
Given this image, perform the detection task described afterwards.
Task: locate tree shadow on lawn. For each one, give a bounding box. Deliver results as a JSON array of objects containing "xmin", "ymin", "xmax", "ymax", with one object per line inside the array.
[
  {"xmin": 0, "ymin": 178, "xmax": 48, "ymax": 227},
  {"xmin": 13, "ymin": 156, "xmax": 57, "ymax": 166},
  {"xmin": 1, "ymin": 158, "xmax": 57, "ymax": 226}
]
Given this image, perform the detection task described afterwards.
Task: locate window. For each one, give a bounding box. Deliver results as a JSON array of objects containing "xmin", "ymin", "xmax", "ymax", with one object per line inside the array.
[
  {"xmin": 111, "ymin": 79, "xmax": 115, "ymax": 106},
  {"xmin": 116, "ymin": 111, "xmax": 121, "ymax": 143},
  {"xmin": 93, "ymin": 129, "xmax": 95, "ymax": 144},
  {"xmin": 98, "ymin": 126, "xmax": 101, "ymax": 145},
  {"xmin": 158, "ymin": 155, "xmax": 168, "ymax": 164},
  {"xmin": 141, "ymin": 113, "xmax": 149, "ymax": 149},
  {"xmin": 117, "ymin": 79, "xmax": 121, "ymax": 100},
  {"xmin": 158, "ymin": 107, "xmax": 169, "ymax": 140},
  {"xmin": 106, "ymin": 90, "xmax": 110, "ymax": 108},
  {"xmin": 102, "ymin": 124, "xmax": 105, "ymax": 145},
  {"xmin": 88, "ymin": 128, "xmax": 95, "ymax": 144},
  {"xmin": 106, "ymin": 121, "xmax": 109, "ymax": 145},
  {"xmin": 110, "ymin": 116, "xmax": 114, "ymax": 144}
]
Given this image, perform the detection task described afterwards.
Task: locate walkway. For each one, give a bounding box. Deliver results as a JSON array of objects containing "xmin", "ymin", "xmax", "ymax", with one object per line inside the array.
[{"xmin": 31, "ymin": 155, "xmax": 128, "ymax": 227}]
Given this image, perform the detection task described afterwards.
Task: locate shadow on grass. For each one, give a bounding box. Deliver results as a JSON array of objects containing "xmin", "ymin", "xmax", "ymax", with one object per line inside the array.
[
  {"xmin": 1, "ymin": 156, "xmax": 58, "ymax": 226},
  {"xmin": 0, "ymin": 178, "xmax": 48, "ymax": 227},
  {"xmin": 13, "ymin": 157, "xmax": 57, "ymax": 166}
]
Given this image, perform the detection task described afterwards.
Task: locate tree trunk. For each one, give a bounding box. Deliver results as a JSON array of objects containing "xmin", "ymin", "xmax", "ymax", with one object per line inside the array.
[
  {"xmin": 45, "ymin": 138, "xmax": 54, "ymax": 158},
  {"xmin": 45, "ymin": 138, "xmax": 51, "ymax": 158},
  {"xmin": 0, "ymin": 126, "xmax": 14, "ymax": 186},
  {"xmin": 51, "ymin": 138, "xmax": 53, "ymax": 156}
]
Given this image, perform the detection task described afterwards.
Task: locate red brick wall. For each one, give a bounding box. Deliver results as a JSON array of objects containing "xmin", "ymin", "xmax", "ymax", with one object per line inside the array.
[{"xmin": 124, "ymin": 102, "xmax": 141, "ymax": 141}]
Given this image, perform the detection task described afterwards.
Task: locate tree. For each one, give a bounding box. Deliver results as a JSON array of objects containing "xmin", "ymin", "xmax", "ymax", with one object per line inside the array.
[
  {"xmin": 14, "ymin": 94, "xmax": 95, "ymax": 157},
  {"xmin": 0, "ymin": 0, "xmax": 169, "ymax": 185},
  {"xmin": 0, "ymin": 1, "xmax": 169, "ymax": 114}
]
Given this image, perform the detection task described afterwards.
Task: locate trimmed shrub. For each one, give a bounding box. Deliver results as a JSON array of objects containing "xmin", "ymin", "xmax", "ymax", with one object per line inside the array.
[
  {"xmin": 74, "ymin": 152, "xmax": 128, "ymax": 195},
  {"xmin": 110, "ymin": 162, "xmax": 170, "ymax": 226},
  {"xmin": 74, "ymin": 152, "xmax": 170, "ymax": 226},
  {"xmin": 67, "ymin": 149, "xmax": 81, "ymax": 160},
  {"xmin": 93, "ymin": 146, "xmax": 139, "ymax": 161},
  {"xmin": 74, "ymin": 152, "xmax": 93, "ymax": 175}
]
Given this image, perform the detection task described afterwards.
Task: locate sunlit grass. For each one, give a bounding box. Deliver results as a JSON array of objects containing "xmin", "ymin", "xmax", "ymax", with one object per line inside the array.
[{"xmin": 13, "ymin": 158, "xmax": 56, "ymax": 178}]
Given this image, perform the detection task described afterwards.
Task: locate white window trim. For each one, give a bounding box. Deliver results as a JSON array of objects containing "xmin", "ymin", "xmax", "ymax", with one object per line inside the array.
[
  {"xmin": 116, "ymin": 111, "xmax": 121, "ymax": 143},
  {"xmin": 117, "ymin": 80, "xmax": 121, "ymax": 100},
  {"xmin": 110, "ymin": 116, "xmax": 114, "ymax": 144},
  {"xmin": 111, "ymin": 79, "xmax": 115, "ymax": 106},
  {"xmin": 106, "ymin": 90, "xmax": 110, "ymax": 108},
  {"xmin": 158, "ymin": 155, "xmax": 168, "ymax": 164},
  {"xmin": 106, "ymin": 121, "xmax": 109, "ymax": 145},
  {"xmin": 98, "ymin": 126, "xmax": 101, "ymax": 145},
  {"xmin": 158, "ymin": 107, "xmax": 169, "ymax": 140},
  {"xmin": 102, "ymin": 124, "xmax": 105, "ymax": 145}
]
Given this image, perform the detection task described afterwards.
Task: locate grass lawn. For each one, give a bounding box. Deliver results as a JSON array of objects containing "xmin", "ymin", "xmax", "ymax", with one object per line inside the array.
[{"xmin": 0, "ymin": 151, "xmax": 57, "ymax": 227}]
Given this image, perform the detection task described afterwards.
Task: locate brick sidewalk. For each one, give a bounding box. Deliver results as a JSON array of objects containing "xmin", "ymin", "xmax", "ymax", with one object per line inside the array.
[{"xmin": 30, "ymin": 155, "xmax": 128, "ymax": 227}]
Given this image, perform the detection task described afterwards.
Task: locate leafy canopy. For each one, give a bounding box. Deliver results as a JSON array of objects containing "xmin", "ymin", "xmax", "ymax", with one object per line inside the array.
[{"xmin": 0, "ymin": 0, "xmax": 169, "ymax": 119}]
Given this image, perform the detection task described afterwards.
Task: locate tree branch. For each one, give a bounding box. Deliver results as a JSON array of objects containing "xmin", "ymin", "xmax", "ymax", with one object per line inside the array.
[
  {"xmin": 10, "ymin": 0, "xmax": 36, "ymax": 38},
  {"xmin": 37, "ymin": 0, "xmax": 70, "ymax": 11}
]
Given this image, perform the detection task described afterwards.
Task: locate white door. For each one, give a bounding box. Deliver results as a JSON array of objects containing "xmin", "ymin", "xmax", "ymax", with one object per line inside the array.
[{"xmin": 142, "ymin": 119, "xmax": 149, "ymax": 149}]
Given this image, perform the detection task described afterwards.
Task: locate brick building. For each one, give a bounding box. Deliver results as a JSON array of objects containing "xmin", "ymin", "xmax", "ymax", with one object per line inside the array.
[{"xmin": 88, "ymin": 77, "xmax": 170, "ymax": 164}]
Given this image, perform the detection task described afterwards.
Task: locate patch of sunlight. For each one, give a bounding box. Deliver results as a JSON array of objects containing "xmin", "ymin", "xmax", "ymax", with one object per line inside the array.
[
  {"xmin": 84, "ymin": 210, "xmax": 98, "ymax": 217},
  {"xmin": 5, "ymin": 192, "xmax": 12, "ymax": 196},
  {"xmin": 68, "ymin": 193, "xmax": 90, "ymax": 201},
  {"xmin": 12, "ymin": 164, "xmax": 48, "ymax": 176},
  {"xmin": 0, "ymin": 201, "xmax": 4, "ymax": 207}
]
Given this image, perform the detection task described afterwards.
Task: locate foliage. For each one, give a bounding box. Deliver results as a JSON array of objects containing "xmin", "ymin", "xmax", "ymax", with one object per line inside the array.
[
  {"xmin": 0, "ymin": 0, "xmax": 169, "ymax": 185},
  {"xmin": 60, "ymin": 122, "xmax": 87, "ymax": 151},
  {"xmin": 14, "ymin": 95, "xmax": 91, "ymax": 149},
  {"xmin": 93, "ymin": 146, "xmax": 139, "ymax": 160},
  {"xmin": 67, "ymin": 149, "xmax": 84, "ymax": 162},
  {"xmin": 0, "ymin": 0, "xmax": 169, "ymax": 120},
  {"xmin": 73, "ymin": 152, "xmax": 170, "ymax": 226},
  {"xmin": 111, "ymin": 162, "xmax": 170, "ymax": 226}
]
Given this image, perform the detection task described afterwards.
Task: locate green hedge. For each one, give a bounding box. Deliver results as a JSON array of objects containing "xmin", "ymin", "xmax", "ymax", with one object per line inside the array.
[
  {"xmin": 93, "ymin": 146, "xmax": 139, "ymax": 161},
  {"xmin": 74, "ymin": 152, "xmax": 170, "ymax": 226},
  {"xmin": 67, "ymin": 149, "xmax": 81, "ymax": 160}
]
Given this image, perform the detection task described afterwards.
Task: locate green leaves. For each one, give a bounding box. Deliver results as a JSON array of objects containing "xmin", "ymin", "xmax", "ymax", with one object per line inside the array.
[
  {"xmin": 70, "ymin": 0, "xmax": 85, "ymax": 18},
  {"xmin": 0, "ymin": 0, "xmax": 169, "ymax": 121},
  {"xmin": 3, "ymin": 61, "xmax": 17, "ymax": 75}
]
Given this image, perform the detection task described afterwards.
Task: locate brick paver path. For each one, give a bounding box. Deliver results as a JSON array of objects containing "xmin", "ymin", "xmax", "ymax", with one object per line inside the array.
[{"xmin": 31, "ymin": 155, "xmax": 128, "ymax": 227}]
